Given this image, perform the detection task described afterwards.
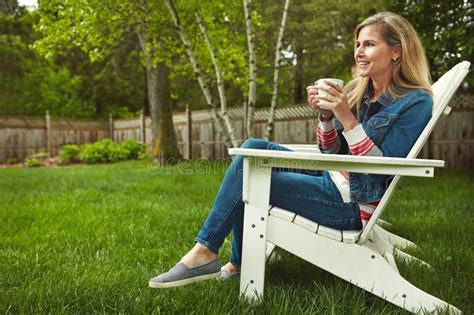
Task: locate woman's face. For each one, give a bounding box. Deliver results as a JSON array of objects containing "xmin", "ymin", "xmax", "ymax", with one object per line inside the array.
[{"xmin": 354, "ymin": 24, "xmax": 399, "ymax": 82}]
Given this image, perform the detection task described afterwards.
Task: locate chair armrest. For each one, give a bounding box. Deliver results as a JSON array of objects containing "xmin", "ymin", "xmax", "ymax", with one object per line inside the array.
[
  {"xmin": 279, "ymin": 144, "xmax": 321, "ymax": 153},
  {"xmin": 228, "ymin": 148, "xmax": 444, "ymax": 178}
]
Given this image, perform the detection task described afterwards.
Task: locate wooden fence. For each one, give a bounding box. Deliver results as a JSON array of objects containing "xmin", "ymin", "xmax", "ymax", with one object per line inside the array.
[
  {"xmin": 0, "ymin": 112, "xmax": 109, "ymax": 160},
  {"xmin": 1, "ymin": 94, "xmax": 473, "ymax": 169}
]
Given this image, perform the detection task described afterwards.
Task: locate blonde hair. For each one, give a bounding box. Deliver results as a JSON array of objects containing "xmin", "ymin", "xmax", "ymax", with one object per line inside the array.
[{"xmin": 346, "ymin": 12, "xmax": 432, "ymax": 109}]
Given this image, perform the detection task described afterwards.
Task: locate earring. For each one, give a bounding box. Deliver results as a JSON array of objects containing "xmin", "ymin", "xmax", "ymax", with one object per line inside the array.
[{"xmin": 392, "ymin": 58, "xmax": 398, "ymax": 62}]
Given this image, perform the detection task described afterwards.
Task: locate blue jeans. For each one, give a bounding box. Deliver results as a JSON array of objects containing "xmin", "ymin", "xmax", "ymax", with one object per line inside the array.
[{"xmin": 195, "ymin": 138, "xmax": 362, "ymax": 267}]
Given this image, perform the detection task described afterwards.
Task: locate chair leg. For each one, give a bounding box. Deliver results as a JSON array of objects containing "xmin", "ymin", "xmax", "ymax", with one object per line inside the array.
[
  {"xmin": 266, "ymin": 216, "xmax": 461, "ymax": 314},
  {"xmin": 373, "ymin": 224, "xmax": 417, "ymax": 249},
  {"xmin": 265, "ymin": 242, "xmax": 282, "ymax": 263},
  {"xmin": 240, "ymin": 204, "xmax": 270, "ymax": 301},
  {"xmin": 239, "ymin": 158, "xmax": 272, "ymax": 301},
  {"xmin": 360, "ymin": 254, "xmax": 460, "ymax": 314},
  {"xmin": 371, "ymin": 226, "xmax": 434, "ymax": 271},
  {"xmin": 394, "ymin": 248, "xmax": 434, "ymax": 271},
  {"xmin": 265, "ymin": 242, "xmax": 275, "ymax": 259},
  {"xmin": 377, "ymin": 218, "xmax": 394, "ymax": 228}
]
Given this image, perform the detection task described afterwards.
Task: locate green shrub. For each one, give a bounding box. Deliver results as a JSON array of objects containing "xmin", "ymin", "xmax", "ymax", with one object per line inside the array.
[
  {"xmin": 120, "ymin": 139, "xmax": 146, "ymax": 160},
  {"xmin": 78, "ymin": 144, "xmax": 98, "ymax": 164},
  {"xmin": 76, "ymin": 139, "xmax": 147, "ymax": 164},
  {"xmin": 6, "ymin": 157, "xmax": 18, "ymax": 165},
  {"xmin": 108, "ymin": 144, "xmax": 129, "ymax": 162},
  {"xmin": 25, "ymin": 157, "xmax": 41, "ymax": 167},
  {"xmin": 59, "ymin": 144, "xmax": 81, "ymax": 165},
  {"xmin": 79, "ymin": 138, "xmax": 132, "ymax": 164},
  {"xmin": 80, "ymin": 139, "xmax": 111, "ymax": 164}
]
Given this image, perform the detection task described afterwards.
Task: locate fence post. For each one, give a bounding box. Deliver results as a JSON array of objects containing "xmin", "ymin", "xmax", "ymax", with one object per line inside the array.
[
  {"xmin": 140, "ymin": 111, "xmax": 146, "ymax": 144},
  {"xmin": 109, "ymin": 114, "xmax": 114, "ymax": 141},
  {"xmin": 45, "ymin": 110, "xmax": 52, "ymax": 156},
  {"xmin": 185, "ymin": 104, "xmax": 192, "ymax": 159}
]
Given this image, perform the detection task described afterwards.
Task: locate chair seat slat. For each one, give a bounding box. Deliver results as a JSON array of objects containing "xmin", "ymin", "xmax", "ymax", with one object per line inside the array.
[
  {"xmin": 269, "ymin": 207, "xmax": 296, "ymax": 222},
  {"xmin": 294, "ymin": 215, "xmax": 319, "ymax": 233}
]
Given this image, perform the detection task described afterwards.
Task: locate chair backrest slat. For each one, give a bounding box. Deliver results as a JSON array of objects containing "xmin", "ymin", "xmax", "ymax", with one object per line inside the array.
[
  {"xmin": 359, "ymin": 61, "xmax": 471, "ymax": 245},
  {"xmin": 408, "ymin": 61, "xmax": 471, "ymax": 159}
]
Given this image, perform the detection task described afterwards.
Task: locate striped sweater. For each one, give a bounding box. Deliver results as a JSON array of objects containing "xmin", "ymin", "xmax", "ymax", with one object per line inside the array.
[{"xmin": 317, "ymin": 118, "xmax": 383, "ymax": 228}]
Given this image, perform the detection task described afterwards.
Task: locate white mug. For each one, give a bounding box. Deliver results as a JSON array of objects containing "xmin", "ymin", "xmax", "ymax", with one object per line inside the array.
[
  {"xmin": 316, "ymin": 78, "xmax": 344, "ymax": 109},
  {"xmin": 316, "ymin": 78, "xmax": 344, "ymax": 98}
]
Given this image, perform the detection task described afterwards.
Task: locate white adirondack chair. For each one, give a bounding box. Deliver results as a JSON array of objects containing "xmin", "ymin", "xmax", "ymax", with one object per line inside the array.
[{"xmin": 228, "ymin": 61, "xmax": 470, "ymax": 314}]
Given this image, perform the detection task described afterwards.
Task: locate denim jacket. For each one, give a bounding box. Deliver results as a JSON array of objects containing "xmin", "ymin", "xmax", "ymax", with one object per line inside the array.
[{"xmin": 332, "ymin": 85, "xmax": 433, "ymax": 203}]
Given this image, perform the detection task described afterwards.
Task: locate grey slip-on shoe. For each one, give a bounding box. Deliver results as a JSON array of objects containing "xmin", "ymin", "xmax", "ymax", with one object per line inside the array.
[{"xmin": 149, "ymin": 259, "xmax": 221, "ymax": 288}]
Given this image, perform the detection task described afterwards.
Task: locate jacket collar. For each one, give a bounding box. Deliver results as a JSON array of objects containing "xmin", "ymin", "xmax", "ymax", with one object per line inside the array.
[{"xmin": 363, "ymin": 80, "xmax": 395, "ymax": 107}]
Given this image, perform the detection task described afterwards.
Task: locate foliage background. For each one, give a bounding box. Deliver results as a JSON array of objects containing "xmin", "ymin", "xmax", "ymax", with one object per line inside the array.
[{"xmin": 0, "ymin": 0, "xmax": 472, "ymax": 118}]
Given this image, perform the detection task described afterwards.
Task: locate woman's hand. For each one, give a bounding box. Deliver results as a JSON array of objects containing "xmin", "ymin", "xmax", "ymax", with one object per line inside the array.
[
  {"xmin": 306, "ymin": 85, "xmax": 333, "ymax": 119},
  {"xmin": 317, "ymin": 80, "xmax": 358, "ymax": 131}
]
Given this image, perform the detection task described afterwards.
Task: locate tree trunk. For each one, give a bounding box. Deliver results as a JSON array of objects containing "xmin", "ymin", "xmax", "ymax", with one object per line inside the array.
[
  {"xmin": 265, "ymin": 0, "xmax": 291, "ymax": 141},
  {"xmin": 154, "ymin": 61, "xmax": 181, "ymax": 162},
  {"xmin": 165, "ymin": 0, "xmax": 233, "ymax": 148},
  {"xmin": 143, "ymin": 67, "xmax": 150, "ymax": 116},
  {"xmin": 138, "ymin": 28, "xmax": 180, "ymax": 162},
  {"xmin": 243, "ymin": 0, "xmax": 257, "ymax": 138},
  {"xmin": 145, "ymin": 63, "xmax": 160, "ymax": 149},
  {"xmin": 293, "ymin": 43, "xmax": 304, "ymax": 104},
  {"xmin": 145, "ymin": 63, "xmax": 181, "ymax": 162}
]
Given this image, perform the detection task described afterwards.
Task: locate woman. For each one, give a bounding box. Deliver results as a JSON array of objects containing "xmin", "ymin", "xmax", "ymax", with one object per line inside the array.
[{"xmin": 149, "ymin": 11, "xmax": 433, "ymax": 288}]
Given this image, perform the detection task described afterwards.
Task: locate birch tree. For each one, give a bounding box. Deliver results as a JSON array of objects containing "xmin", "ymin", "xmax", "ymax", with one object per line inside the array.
[
  {"xmin": 165, "ymin": 0, "xmax": 236, "ymax": 148},
  {"xmin": 166, "ymin": 0, "xmax": 250, "ymax": 148},
  {"xmin": 264, "ymin": 0, "xmax": 291, "ymax": 141},
  {"xmin": 243, "ymin": 0, "xmax": 257, "ymax": 138},
  {"xmin": 195, "ymin": 12, "xmax": 239, "ymax": 147}
]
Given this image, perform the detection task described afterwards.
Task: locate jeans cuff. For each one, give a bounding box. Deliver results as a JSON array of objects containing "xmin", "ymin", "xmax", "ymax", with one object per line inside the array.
[
  {"xmin": 195, "ymin": 237, "xmax": 219, "ymax": 255},
  {"xmin": 230, "ymin": 259, "xmax": 241, "ymax": 268}
]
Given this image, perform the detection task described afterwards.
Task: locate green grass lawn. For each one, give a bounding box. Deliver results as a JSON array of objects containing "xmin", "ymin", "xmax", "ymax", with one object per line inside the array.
[{"xmin": 0, "ymin": 160, "xmax": 473, "ymax": 314}]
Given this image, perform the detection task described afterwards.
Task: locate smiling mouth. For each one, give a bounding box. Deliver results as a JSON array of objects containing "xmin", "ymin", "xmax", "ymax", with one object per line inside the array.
[{"xmin": 358, "ymin": 61, "xmax": 370, "ymax": 67}]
